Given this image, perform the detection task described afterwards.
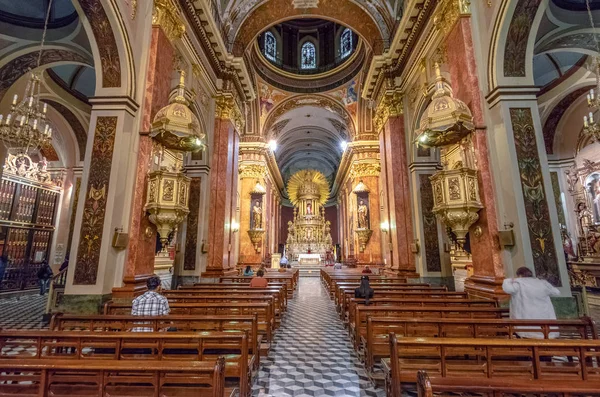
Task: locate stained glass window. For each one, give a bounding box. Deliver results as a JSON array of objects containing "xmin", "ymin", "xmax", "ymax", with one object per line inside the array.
[
  {"xmin": 301, "ymin": 41, "xmax": 316, "ymax": 69},
  {"xmin": 264, "ymin": 31, "xmax": 277, "ymax": 62},
  {"xmin": 341, "ymin": 28, "xmax": 352, "ymax": 58}
]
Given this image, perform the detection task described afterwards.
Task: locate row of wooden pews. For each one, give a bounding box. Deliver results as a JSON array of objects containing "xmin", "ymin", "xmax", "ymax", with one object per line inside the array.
[
  {"xmin": 321, "ymin": 267, "xmax": 600, "ymax": 397},
  {"xmin": 0, "ymin": 270, "xmax": 299, "ymax": 397}
]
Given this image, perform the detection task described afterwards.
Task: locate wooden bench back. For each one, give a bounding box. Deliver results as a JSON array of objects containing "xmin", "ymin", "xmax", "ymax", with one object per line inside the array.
[
  {"xmin": 184, "ymin": 283, "xmax": 289, "ymax": 301},
  {"xmin": 336, "ymin": 285, "xmax": 448, "ymax": 311},
  {"xmin": 352, "ymin": 306, "xmax": 509, "ymax": 349},
  {"xmin": 220, "ymin": 276, "xmax": 296, "ymax": 296},
  {"xmin": 389, "ymin": 335, "xmax": 600, "ymax": 397},
  {"xmin": 337, "ymin": 291, "xmax": 468, "ymax": 315},
  {"xmin": 104, "ymin": 301, "xmax": 274, "ymax": 342},
  {"xmin": 347, "ymin": 298, "xmax": 497, "ymax": 324},
  {"xmin": 0, "ymin": 330, "xmax": 250, "ymax": 396},
  {"xmin": 364, "ymin": 317, "xmax": 598, "ymax": 372},
  {"xmin": 169, "ymin": 288, "xmax": 287, "ymax": 309},
  {"xmin": 416, "ymin": 369, "xmax": 600, "ymax": 397},
  {"xmin": 0, "ymin": 358, "xmax": 226, "ymax": 397}
]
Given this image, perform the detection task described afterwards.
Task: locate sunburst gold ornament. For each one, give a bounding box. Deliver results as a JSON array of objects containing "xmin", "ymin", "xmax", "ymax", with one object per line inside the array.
[{"xmin": 287, "ymin": 169, "xmax": 330, "ymax": 206}]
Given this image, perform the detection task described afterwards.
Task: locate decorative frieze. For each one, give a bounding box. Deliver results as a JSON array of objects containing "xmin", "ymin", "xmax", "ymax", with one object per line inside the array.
[
  {"xmin": 350, "ymin": 162, "xmax": 381, "ymax": 178},
  {"xmin": 433, "ymin": 0, "xmax": 471, "ymax": 36},
  {"xmin": 239, "ymin": 164, "xmax": 267, "ymax": 179}
]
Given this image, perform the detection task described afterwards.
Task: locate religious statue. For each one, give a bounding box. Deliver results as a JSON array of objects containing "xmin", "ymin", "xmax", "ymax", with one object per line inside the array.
[
  {"xmin": 577, "ymin": 202, "xmax": 594, "ymax": 235},
  {"xmin": 357, "ymin": 200, "xmax": 368, "ymax": 229},
  {"xmin": 252, "ymin": 200, "xmax": 263, "ymax": 229},
  {"xmin": 307, "ymin": 203, "xmax": 312, "ymax": 215}
]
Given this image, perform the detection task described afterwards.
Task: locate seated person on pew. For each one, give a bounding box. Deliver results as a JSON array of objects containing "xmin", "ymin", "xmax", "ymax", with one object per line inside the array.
[
  {"xmin": 354, "ymin": 275, "xmax": 374, "ymax": 305},
  {"xmin": 503, "ymin": 266, "xmax": 560, "ymax": 339},
  {"xmin": 250, "ymin": 269, "xmax": 269, "ymax": 288},
  {"xmin": 131, "ymin": 275, "xmax": 170, "ymax": 333},
  {"xmin": 243, "ymin": 265, "xmax": 254, "ymax": 276}
]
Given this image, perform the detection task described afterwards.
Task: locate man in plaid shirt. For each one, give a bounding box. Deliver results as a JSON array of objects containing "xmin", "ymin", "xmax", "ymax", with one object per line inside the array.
[{"xmin": 131, "ymin": 275, "xmax": 170, "ymax": 317}]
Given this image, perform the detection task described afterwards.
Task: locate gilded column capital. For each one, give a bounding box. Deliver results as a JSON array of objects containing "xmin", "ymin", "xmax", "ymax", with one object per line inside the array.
[
  {"xmin": 239, "ymin": 163, "xmax": 267, "ymax": 179},
  {"xmin": 215, "ymin": 94, "xmax": 245, "ymax": 132},
  {"xmin": 350, "ymin": 162, "xmax": 381, "ymax": 179},
  {"xmin": 374, "ymin": 90, "xmax": 403, "ymax": 133},
  {"xmin": 152, "ymin": 0, "xmax": 185, "ymax": 41},
  {"xmin": 434, "ymin": 0, "xmax": 471, "ymax": 36}
]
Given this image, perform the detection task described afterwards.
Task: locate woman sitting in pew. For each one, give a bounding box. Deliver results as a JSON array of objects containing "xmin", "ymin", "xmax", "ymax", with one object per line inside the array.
[
  {"xmin": 354, "ymin": 276, "xmax": 374, "ymax": 305},
  {"xmin": 250, "ymin": 269, "xmax": 269, "ymax": 288},
  {"xmin": 243, "ymin": 265, "xmax": 254, "ymax": 276}
]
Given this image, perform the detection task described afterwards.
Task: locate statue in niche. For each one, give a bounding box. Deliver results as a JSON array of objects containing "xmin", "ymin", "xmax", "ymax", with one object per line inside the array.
[
  {"xmin": 577, "ymin": 202, "xmax": 594, "ymax": 235},
  {"xmin": 252, "ymin": 200, "xmax": 263, "ymax": 229},
  {"xmin": 307, "ymin": 203, "xmax": 312, "ymax": 215},
  {"xmin": 357, "ymin": 200, "xmax": 369, "ymax": 229}
]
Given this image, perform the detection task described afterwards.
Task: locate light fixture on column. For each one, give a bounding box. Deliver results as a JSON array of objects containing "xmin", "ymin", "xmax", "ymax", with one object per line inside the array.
[
  {"xmin": 583, "ymin": 0, "xmax": 600, "ymax": 141},
  {"xmin": 0, "ymin": 0, "xmax": 54, "ymax": 154}
]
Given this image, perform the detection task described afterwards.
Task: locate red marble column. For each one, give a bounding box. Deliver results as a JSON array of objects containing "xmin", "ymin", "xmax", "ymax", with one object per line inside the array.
[
  {"xmin": 204, "ymin": 116, "xmax": 239, "ymax": 276},
  {"xmin": 380, "ymin": 115, "xmax": 417, "ymax": 276},
  {"xmin": 113, "ymin": 27, "xmax": 173, "ymax": 298},
  {"xmin": 445, "ymin": 17, "xmax": 505, "ymax": 299}
]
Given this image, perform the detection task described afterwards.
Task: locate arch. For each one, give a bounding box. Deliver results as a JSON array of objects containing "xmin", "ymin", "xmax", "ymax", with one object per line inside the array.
[
  {"xmin": 74, "ymin": 0, "xmax": 134, "ymax": 95},
  {"xmin": 488, "ymin": 0, "xmax": 548, "ymax": 89},
  {"xmin": 230, "ymin": 0, "xmax": 384, "ymax": 54},
  {"xmin": 43, "ymin": 99, "xmax": 88, "ymax": 161},
  {"xmin": 263, "ymin": 94, "xmax": 356, "ymax": 138}
]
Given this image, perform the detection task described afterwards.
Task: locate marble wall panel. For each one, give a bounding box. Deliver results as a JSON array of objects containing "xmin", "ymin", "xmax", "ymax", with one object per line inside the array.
[
  {"xmin": 184, "ymin": 177, "xmax": 201, "ymax": 270},
  {"xmin": 419, "ymin": 173, "xmax": 441, "ymax": 272}
]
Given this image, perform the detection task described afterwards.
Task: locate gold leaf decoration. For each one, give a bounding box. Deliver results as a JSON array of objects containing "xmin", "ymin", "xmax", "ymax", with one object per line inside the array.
[{"xmin": 286, "ymin": 169, "xmax": 330, "ymax": 207}]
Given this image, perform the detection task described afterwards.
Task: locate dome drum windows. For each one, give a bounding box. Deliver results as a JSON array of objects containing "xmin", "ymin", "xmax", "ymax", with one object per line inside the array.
[{"xmin": 301, "ymin": 41, "xmax": 317, "ymax": 70}]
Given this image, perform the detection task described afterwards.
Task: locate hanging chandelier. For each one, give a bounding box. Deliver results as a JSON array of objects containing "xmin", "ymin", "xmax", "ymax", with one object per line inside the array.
[
  {"xmin": 583, "ymin": 0, "xmax": 600, "ymax": 141},
  {"xmin": 0, "ymin": 0, "xmax": 54, "ymax": 154}
]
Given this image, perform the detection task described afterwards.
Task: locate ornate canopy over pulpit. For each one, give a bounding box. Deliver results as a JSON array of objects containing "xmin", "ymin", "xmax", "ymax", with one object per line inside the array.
[{"xmin": 285, "ymin": 170, "xmax": 333, "ymax": 262}]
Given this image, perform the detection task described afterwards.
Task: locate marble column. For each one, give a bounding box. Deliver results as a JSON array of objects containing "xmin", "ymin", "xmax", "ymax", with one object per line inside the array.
[
  {"xmin": 204, "ymin": 95, "xmax": 242, "ymax": 277},
  {"xmin": 112, "ymin": 26, "xmax": 174, "ymax": 298},
  {"xmin": 379, "ymin": 114, "xmax": 417, "ymax": 276},
  {"xmin": 441, "ymin": 16, "xmax": 506, "ymax": 298}
]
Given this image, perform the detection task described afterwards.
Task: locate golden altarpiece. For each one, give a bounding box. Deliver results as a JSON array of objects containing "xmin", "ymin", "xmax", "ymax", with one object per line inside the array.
[{"xmin": 285, "ymin": 170, "xmax": 333, "ymax": 263}]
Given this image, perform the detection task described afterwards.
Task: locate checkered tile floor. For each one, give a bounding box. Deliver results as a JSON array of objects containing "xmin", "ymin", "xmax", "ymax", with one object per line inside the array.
[
  {"xmin": 252, "ymin": 277, "xmax": 385, "ymax": 397},
  {"xmin": 0, "ymin": 293, "xmax": 48, "ymax": 330}
]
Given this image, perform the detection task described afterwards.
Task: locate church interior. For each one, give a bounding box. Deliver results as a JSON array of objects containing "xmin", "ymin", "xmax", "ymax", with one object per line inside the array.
[{"xmin": 1, "ymin": 0, "xmax": 600, "ymax": 396}]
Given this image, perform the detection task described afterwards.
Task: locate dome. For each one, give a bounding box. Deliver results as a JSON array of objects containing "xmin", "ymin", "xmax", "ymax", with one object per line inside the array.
[
  {"xmin": 416, "ymin": 64, "xmax": 475, "ymax": 148},
  {"xmin": 151, "ymin": 71, "xmax": 205, "ymax": 152}
]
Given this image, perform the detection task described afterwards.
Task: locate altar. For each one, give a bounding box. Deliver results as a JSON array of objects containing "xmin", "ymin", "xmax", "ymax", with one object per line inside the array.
[{"xmin": 298, "ymin": 253, "xmax": 321, "ymax": 265}]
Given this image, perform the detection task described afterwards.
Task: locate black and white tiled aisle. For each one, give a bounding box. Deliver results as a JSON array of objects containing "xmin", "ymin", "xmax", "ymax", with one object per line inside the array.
[
  {"xmin": 0, "ymin": 293, "xmax": 48, "ymax": 330},
  {"xmin": 252, "ymin": 277, "xmax": 386, "ymax": 397}
]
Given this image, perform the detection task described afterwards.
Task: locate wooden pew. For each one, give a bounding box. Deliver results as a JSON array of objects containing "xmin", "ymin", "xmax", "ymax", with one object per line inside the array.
[
  {"xmin": 220, "ymin": 276, "xmax": 296, "ymax": 297},
  {"xmin": 339, "ymin": 291, "xmax": 468, "ymax": 318},
  {"xmin": 385, "ymin": 335, "xmax": 600, "ymax": 397},
  {"xmin": 416, "ymin": 369, "xmax": 600, "ymax": 397},
  {"xmin": 0, "ymin": 330, "xmax": 252, "ymax": 396},
  {"xmin": 364, "ymin": 317, "xmax": 598, "ymax": 375},
  {"xmin": 336, "ymin": 285, "xmax": 449, "ymax": 316},
  {"xmin": 49, "ymin": 313, "xmax": 263, "ymax": 368},
  {"xmin": 0, "ymin": 358, "xmax": 227, "ymax": 397},
  {"xmin": 351, "ymin": 306, "xmax": 509, "ymax": 349},
  {"xmin": 184, "ymin": 283, "xmax": 288, "ymax": 306},
  {"xmin": 347, "ymin": 298, "xmax": 497, "ymax": 325},
  {"xmin": 168, "ymin": 288, "xmax": 287, "ymax": 311},
  {"xmin": 327, "ymin": 277, "xmax": 411, "ymax": 297},
  {"xmin": 104, "ymin": 302, "xmax": 275, "ymax": 344}
]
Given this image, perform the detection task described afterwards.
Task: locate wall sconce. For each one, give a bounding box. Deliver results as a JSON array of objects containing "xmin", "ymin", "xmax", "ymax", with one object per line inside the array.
[
  {"xmin": 380, "ymin": 221, "xmax": 390, "ymax": 233},
  {"xmin": 231, "ymin": 221, "xmax": 240, "ymax": 233}
]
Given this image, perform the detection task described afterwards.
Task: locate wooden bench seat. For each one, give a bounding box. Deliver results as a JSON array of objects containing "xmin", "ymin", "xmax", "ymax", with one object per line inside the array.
[
  {"xmin": 104, "ymin": 301, "xmax": 275, "ymax": 344},
  {"xmin": 346, "ymin": 298, "xmax": 497, "ymax": 324},
  {"xmin": 0, "ymin": 331, "xmax": 252, "ymax": 396},
  {"xmin": 0, "ymin": 358, "xmax": 227, "ymax": 397},
  {"xmin": 385, "ymin": 335, "xmax": 600, "ymax": 397},
  {"xmin": 49, "ymin": 313, "xmax": 263, "ymax": 368},
  {"xmin": 351, "ymin": 306, "xmax": 509, "ymax": 350},
  {"xmin": 416, "ymin": 369, "xmax": 600, "ymax": 397},
  {"xmin": 363, "ymin": 317, "xmax": 598, "ymax": 374}
]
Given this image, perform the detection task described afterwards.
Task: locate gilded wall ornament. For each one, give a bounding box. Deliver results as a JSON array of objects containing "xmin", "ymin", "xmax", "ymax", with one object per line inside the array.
[
  {"xmin": 350, "ymin": 162, "xmax": 381, "ymax": 178},
  {"xmin": 215, "ymin": 94, "xmax": 245, "ymax": 132},
  {"xmin": 433, "ymin": 0, "xmax": 470, "ymax": 35},
  {"xmin": 239, "ymin": 164, "xmax": 267, "ymax": 179},
  {"xmin": 153, "ymin": 0, "xmax": 185, "ymax": 42},
  {"xmin": 374, "ymin": 90, "xmax": 403, "ymax": 133}
]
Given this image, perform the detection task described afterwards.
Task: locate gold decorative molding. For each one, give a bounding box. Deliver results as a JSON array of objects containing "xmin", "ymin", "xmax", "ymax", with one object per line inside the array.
[
  {"xmin": 373, "ymin": 89, "xmax": 403, "ymax": 133},
  {"xmin": 215, "ymin": 94, "xmax": 245, "ymax": 132},
  {"xmin": 129, "ymin": 0, "xmax": 138, "ymax": 19},
  {"xmin": 239, "ymin": 163, "xmax": 267, "ymax": 179},
  {"xmin": 152, "ymin": 0, "xmax": 185, "ymax": 42},
  {"xmin": 434, "ymin": 0, "xmax": 471, "ymax": 35},
  {"xmin": 350, "ymin": 162, "xmax": 381, "ymax": 178}
]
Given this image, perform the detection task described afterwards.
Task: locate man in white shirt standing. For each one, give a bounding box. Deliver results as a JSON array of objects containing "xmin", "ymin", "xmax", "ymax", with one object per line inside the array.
[{"xmin": 502, "ymin": 266, "xmax": 561, "ymax": 338}]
